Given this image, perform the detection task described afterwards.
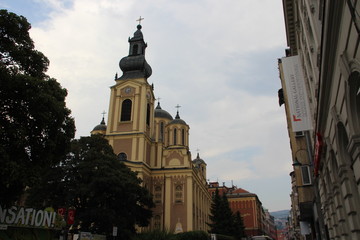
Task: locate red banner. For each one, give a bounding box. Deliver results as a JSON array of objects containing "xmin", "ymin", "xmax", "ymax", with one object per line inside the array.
[
  {"xmin": 67, "ymin": 209, "xmax": 76, "ymax": 225},
  {"xmin": 57, "ymin": 207, "xmax": 66, "ymax": 217},
  {"xmin": 314, "ymin": 132, "xmax": 323, "ymax": 177}
]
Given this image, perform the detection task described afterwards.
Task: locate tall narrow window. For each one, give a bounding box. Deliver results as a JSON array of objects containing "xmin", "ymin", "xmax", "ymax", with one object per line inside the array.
[
  {"xmin": 175, "ymin": 185, "xmax": 183, "ymax": 203},
  {"xmin": 121, "ymin": 99, "xmax": 132, "ymax": 121},
  {"xmin": 146, "ymin": 103, "xmax": 150, "ymax": 126},
  {"xmin": 173, "ymin": 129, "xmax": 177, "ymax": 145},
  {"xmin": 301, "ymin": 165, "xmax": 312, "ymax": 185},
  {"xmin": 160, "ymin": 122, "xmax": 164, "ymax": 141},
  {"xmin": 181, "ymin": 129, "xmax": 185, "ymax": 145},
  {"xmin": 132, "ymin": 44, "xmax": 138, "ymax": 55},
  {"xmin": 154, "ymin": 215, "xmax": 161, "ymax": 229},
  {"xmin": 154, "ymin": 185, "xmax": 162, "ymax": 204}
]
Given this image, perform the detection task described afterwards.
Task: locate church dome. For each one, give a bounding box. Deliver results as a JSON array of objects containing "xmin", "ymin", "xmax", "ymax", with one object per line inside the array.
[
  {"xmin": 119, "ymin": 55, "xmax": 152, "ymax": 79},
  {"xmin": 92, "ymin": 117, "xmax": 107, "ymax": 133},
  {"xmin": 169, "ymin": 111, "xmax": 187, "ymax": 125},
  {"xmin": 193, "ymin": 153, "xmax": 206, "ymax": 165},
  {"xmin": 154, "ymin": 102, "xmax": 173, "ymax": 120}
]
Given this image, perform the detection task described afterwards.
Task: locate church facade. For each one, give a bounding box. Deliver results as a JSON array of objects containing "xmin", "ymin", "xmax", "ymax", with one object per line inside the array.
[{"xmin": 92, "ymin": 24, "xmax": 211, "ymax": 232}]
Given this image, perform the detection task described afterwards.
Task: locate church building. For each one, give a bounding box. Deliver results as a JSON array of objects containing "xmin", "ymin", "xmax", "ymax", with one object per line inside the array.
[{"xmin": 91, "ymin": 23, "xmax": 211, "ymax": 232}]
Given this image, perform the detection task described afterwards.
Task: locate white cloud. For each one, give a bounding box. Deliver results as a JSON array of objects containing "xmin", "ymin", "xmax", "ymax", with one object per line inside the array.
[{"xmin": 24, "ymin": 0, "xmax": 291, "ymax": 211}]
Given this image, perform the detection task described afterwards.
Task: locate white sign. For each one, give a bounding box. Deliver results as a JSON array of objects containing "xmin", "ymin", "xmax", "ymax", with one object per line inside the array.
[
  {"xmin": 282, "ymin": 55, "xmax": 313, "ymax": 132},
  {"xmin": 112, "ymin": 226, "xmax": 118, "ymax": 236},
  {"xmin": 0, "ymin": 205, "xmax": 56, "ymax": 228}
]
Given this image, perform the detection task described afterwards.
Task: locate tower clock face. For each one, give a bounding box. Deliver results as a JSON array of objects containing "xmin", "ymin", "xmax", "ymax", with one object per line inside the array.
[{"xmin": 125, "ymin": 87, "xmax": 131, "ymax": 93}]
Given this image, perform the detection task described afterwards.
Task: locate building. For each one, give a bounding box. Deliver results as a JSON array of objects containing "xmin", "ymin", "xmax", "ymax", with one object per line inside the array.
[
  {"xmin": 92, "ymin": 24, "xmax": 211, "ymax": 232},
  {"xmin": 208, "ymin": 182, "xmax": 276, "ymax": 238},
  {"xmin": 280, "ymin": 0, "xmax": 360, "ymax": 239}
]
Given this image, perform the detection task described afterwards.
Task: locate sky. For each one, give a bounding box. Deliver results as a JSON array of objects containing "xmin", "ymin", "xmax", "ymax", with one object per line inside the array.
[{"xmin": 1, "ymin": 0, "xmax": 292, "ymax": 212}]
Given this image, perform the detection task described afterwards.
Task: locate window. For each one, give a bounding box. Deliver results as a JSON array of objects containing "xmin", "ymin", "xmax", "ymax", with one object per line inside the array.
[
  {"xmin": 154, "ymin": 185, "xmax": 162, "ymax": 204},
  {"xmin": 173, "ymin": 129, "xmax": 177, "ymax": 145},
  {"xmin": 118, "ymin": 152, "xmax": 127, "ymax": 161},
  {"xmin": 154, "ymin": 215, "xmax": 161, "ymax": 229},
  {"xmin": 146, "ymin": 103, "xmax": 150, "ymax": 126},
  {"xmin": 132, "ymin": 44, "xmax": 138, "ymax": 55},
  {"xmin": 295, "ymin": 131, "xmax": 304, "ymax": 137},
  {"xmin": 301, "ymin": 165, "xmax": 312, "ymax": 185},
  {"xmin": 175, "ymin": 184, "xmax": 183, "ymax": 203},
  {"xmin": 121, "ymin": 99, "xmax": 132, "ymax": 121},
  {"xmin": 160, "ymin": 122, "xmax": 164, "ymax": 141},
  {"xmin": 181, "ymin": 129, "xmax": 185, "ymax": 145}
]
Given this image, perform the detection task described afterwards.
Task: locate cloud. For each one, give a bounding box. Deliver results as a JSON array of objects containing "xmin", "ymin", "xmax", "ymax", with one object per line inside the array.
[{"xmin": 24, "ymin": 0, "xmax": 291, "ymax": 210}]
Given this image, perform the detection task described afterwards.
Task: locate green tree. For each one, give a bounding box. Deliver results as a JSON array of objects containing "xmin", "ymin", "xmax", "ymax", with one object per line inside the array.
[
  {"xmin": 27, "ymin": 135, "xmax": 154, "ymax": 238},
  {"xmin": 208, "ymin": 189, "xmax": 234, "ymax": 235},
  {"xmin": 0, "ymin": 9, "xmax": 75, "ymax": 205},
  {"xmin": 232, "ymin": 211, "xmax": 246, "ymax": 240},
  {"xmin": 208, "ymin": 189, "xmax": 246, "ymax": 239}
]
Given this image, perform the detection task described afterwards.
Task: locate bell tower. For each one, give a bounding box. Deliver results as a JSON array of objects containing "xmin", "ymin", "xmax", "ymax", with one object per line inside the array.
[{"xmin": 106, "ymin": 23, "xmax": 154, "ymax": 170}]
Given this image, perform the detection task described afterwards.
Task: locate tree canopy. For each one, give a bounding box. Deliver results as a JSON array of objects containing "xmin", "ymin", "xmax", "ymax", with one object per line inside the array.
[
  {"xmin": 27, "ymin": 135, "xmax": 154, "ymax": 238},
  {"xmin": 208, "ymin": 189, "xmax": 246, "ymax": 240},
  {"xmin": 0, "ymin": 9, "xmax": 75, "ymax": 205}
]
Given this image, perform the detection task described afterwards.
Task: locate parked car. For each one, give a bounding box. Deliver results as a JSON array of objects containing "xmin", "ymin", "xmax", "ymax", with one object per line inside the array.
[{"xmin": 251, "ymin": 235, "xmax": 272, "ymax": 240}]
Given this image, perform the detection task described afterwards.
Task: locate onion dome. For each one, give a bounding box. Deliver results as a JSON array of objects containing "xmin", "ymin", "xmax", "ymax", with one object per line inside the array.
[
  {"xmin": 193, "ymin": 153, "xmax": 206, "ymax": 165},
  {"xmin": 91, "ymin": 117, "xmax": 107, "ymax": 135},
  {"xmin": 154, "ymin": 102, "xmax": 173, "ymax": 120},
  {"xmin": 118, "ymin": 24, "xmax": 152, "ymax": 80},
  {"xmin": 169, "ymin": 110, "xmax": 187, "ymax": 125}
]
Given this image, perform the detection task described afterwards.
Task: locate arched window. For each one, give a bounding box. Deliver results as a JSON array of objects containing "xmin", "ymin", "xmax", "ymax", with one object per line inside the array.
[
  {"xmin": 118, "ymin": 152, "xmax": 127, "ymax": 161},
  {"xmin": 146, "ymin": 103, "xmax": 150, "ymax": 126},
  {"xmin": 181, "ymin": 129, "xmax": 185, "ymax": 145},
  {"xmin": 132, "ymin": 44, "xmax": 138, "ymax": 55},
  {"xmin": 121, "ymin": 99, "xmax": 132, "ymax": 121},
  {"xmin": 173, "ymin": 128, "xmax": 177, "ymax": 145}
]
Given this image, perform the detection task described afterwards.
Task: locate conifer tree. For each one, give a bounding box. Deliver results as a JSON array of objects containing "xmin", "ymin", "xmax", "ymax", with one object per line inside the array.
[
  {"xmin": 233, "ymin": 211, "xmax": 246, "ymax": 240},
  {"xmin": 208, "ymin": 189, "xmax": 247, "ymax": 239}
]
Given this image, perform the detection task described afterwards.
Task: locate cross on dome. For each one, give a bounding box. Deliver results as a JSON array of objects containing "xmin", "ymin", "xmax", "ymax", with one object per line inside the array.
[{"xmin": 136, "ymin": 16, "xmax": 144, "ymax": 25}]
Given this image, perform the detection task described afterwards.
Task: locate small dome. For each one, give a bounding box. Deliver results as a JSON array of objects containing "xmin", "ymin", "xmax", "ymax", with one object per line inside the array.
[
  {"xmin": 193, "ymin": 153, "xmax": 206, "ymax": 165},
  {"xmin": 169, "ymin": 111, "xmax": 187, "ymax": 125},
  {"xmin": 92, "ymin": 117, "xmax": 107, "ymax": 132},
  {"xmin": 132, "ymin": 25, "xmax": 144, "ymax": 40},
  {"xmin": 154, "ymin": 102, "xmax": 173, "ymax": 120}
]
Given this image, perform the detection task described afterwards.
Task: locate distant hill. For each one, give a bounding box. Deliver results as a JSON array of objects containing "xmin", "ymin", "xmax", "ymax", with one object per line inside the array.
[
  {"xmin": 271, "ymin": 210, "xmax": 290, "ymax": 230},
  {"xmin": 270, "ymin": 209, "xmax": 290, "ymax": 219}
]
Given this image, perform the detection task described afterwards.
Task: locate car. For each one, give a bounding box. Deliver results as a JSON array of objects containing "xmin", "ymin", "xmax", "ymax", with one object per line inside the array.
[{"xmin": 251, "ymin": 235, "xmax": 273, "ymax": 240}]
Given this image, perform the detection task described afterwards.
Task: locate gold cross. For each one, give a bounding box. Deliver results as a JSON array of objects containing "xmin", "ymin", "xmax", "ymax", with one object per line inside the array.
[
  {"xmin": 175, "ymin": 104, "xmax": 181, "ymax": 110},
  {"xmin": 101, "ymin": 111, "xmax": 106, "ymax": 118},
  {"xmin": 136, "ymin": 16, "xmax": 144, "ymax": 25}
]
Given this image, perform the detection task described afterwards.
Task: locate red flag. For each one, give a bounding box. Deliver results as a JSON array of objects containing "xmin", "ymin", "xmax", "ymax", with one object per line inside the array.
[
  {"xmin": 67, "ymin": 209, "xmax": 76, "ymax": 225},
  {"xmin": 57, "ymin": 208, "xmax": 66, "ymax": 217}
]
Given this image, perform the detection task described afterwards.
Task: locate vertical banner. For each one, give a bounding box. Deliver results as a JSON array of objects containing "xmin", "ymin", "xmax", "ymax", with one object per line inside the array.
[
  {"xmin": 314, "ymin": 132, "xmax": 323, "ymax": 176},
  {"xmin": 281, "ymin": 55, "xmax": 313, "ymax": 132},
  {"xmin": 67, "ymin": 209, "xmax": 76, "ymax": 225},
  {"xmin": 57, "ymin": 207, "xmax": 66, "ymax": 217}
]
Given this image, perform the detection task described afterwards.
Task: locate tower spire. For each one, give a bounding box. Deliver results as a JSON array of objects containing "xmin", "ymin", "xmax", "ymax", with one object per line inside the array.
[{"xmin": 118, "ymin": 22, "xmax": 152, "ymax": 80}]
